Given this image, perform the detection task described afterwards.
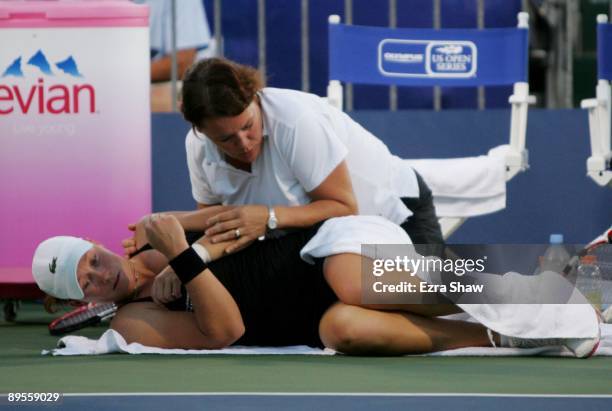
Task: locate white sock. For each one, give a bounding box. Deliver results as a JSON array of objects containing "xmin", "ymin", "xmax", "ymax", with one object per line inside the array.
[
  {"xmin": 499, "ymin": 334, "xmax": 511, "ymax": 347},
  {"xmin": 192, "ymin": 243, "xmax": 212, "ymax": 263},
  {"xmin": 486, "ymin": 329, "xmax": 497, "ymax": 347},
  {"xmin": 487, "ymin": 329, "xmax": 508, "ymax": 348}
]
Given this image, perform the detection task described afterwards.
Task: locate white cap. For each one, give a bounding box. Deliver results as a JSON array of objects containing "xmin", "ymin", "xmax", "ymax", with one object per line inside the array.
[{"xmin": 32, "ymin": 236, "xmax": 93, "ymax": 300}]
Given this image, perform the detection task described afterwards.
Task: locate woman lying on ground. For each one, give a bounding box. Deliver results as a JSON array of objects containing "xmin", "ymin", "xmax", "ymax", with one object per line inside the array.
[{"xmin": 32, "ymin": 212, "xmax": 600, "ymax": 357}]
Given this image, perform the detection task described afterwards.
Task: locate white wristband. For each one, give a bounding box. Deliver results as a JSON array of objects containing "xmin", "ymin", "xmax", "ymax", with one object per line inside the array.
[{"xmin": 191, "ymin": 243, "xmax": 212, "ymax": 263}]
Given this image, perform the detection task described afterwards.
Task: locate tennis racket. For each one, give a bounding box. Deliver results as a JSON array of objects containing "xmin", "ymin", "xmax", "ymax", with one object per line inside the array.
[{"xmin": 48, "ymin": 302, "xmax": 118, "ymax": 336}]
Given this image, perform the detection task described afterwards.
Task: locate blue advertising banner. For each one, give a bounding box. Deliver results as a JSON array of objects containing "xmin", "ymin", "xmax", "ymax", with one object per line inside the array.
[
  {"xmin": 329, "ymin": 23, "xmax": 528, "ymax": 87},
  {"xmin": 598, "ymin": 23, "xmax": 612, "ymax": 80}
]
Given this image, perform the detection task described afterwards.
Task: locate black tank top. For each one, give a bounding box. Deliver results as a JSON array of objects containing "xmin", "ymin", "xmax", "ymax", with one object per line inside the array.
[{"xmin": 129, "ymin": 225, "xmax": 337, "ymax": 348}]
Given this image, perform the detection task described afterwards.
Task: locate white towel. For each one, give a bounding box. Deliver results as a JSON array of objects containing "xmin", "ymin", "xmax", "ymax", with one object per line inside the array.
[
  {"xmin": 42, "ymin": 324, "xmax": 612, "ymax": 357},
  {"xmin": 300, "ymin": 216, "xmax": 410, "ymax": 264},
  {"xmin": 405, "ymin": 150, "xmax": 506, "ymax": 217},
  {"xmin": 452, "ymin": 270, "xmax": 601, "ymax": 339},
  {"xmin": 41, "ymin": 329, "xmax": 334, "ymax": 356}
]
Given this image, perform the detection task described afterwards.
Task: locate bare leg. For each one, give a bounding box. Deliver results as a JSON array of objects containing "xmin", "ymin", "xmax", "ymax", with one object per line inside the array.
[
  {"xmin": 319, "ymin": 302, "xmax": 490, "ymax": 355},
  {"xmin": 323, "ymin": 253, "xmax": 461, "ymax": 317}
]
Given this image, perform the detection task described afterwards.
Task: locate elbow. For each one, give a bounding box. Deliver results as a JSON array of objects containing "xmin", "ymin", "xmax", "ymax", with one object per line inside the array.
[
  {"xmin": 329, "ymin": 198, "xmax": 357, "ymax": 219},
  {"xmin": 208, "ymin": 324, "xmax": 245, "ymax": 350},
  {"xmin": 341, "ymin": 195, "xmax": 359, "ymax": 216},
  {"xmin": 199, "ymin": 320, "xmax": 245, "ymax": 349},
  {"xmin": 223, "ymin": 321, "xmax": 246, "ymax": 346},
  {"xmin": 346, "ymin": 199, "xmax": 359, "ymax": 215}
]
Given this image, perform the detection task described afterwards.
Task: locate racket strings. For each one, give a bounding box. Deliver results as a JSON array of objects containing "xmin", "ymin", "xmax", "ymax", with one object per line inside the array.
[
  {"xmin": 55, "ymin": 309, "xmax": 94, "ymax": 328},
  {"xmin": 50, "ymin": 303, "xmax": 117, "ymax": 334}
]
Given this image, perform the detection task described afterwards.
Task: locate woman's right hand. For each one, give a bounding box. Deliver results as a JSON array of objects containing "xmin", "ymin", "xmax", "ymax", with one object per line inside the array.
[
  {"xmin": 143, "ymin": 213, "xmax": 189, "ymax": 259},
  {"xmin": 122, "ymin": 216, "xmax": 149, "ymax": 257},
  {"xmin": 151, "ymin": 266, "xmax": 182, "ymax": 305}
]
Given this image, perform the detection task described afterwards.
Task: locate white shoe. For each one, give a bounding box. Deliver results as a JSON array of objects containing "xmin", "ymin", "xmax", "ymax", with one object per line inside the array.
[
  {"xmin": 487, "ymin": 306, "xmax": 602, "ymax": 359},
  {"xmin": 502, "ymin": 334, "xmax": 600, "ymax": 358}
]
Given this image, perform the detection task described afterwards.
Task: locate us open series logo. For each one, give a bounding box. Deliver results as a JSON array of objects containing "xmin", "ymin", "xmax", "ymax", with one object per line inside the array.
[{"xmin": 378, "ymin": 39, "xmax": 477, "ymax": 78}]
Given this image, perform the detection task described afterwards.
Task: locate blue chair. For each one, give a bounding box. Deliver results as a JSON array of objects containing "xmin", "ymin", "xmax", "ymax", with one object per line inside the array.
[
  {"xmin": 581, "ymin": 14, "xmax": 612, "ymax": 188},
  {"xmin": 327, "ymin": 13, "xmax": 535, "ymax": 238}
]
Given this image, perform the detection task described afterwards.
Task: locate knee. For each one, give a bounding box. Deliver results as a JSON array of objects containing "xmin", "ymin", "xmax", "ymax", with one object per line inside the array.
[{"xmin": 319, "ymin": 304, "xmax": 368, "ymax": 354}]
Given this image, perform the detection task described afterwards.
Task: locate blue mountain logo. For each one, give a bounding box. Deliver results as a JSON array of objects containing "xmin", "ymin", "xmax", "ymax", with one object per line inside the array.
[
  {"xmin": 55, "ymin": 56, "xmax": 83, "ymax": 78},
  {"xmin": 1, "ymin": 49, "xmax": 83, "ymax": 78},
  {"xmin": 3, "ymin": 57, "xmax": 23, "ymax": 77}
]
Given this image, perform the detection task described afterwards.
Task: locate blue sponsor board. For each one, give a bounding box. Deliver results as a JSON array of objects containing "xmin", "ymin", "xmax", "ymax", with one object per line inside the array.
[{"xmin": 379, "ymin": 40, "xmax": 477, "ymax": 78}]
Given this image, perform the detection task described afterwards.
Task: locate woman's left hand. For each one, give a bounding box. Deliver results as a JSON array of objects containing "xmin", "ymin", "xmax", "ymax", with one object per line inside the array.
[
  {"xmin": 143, "ymin": 213, "xmax": 189, "ymax": 260},
  {"xmin": 204, "ymin": 205, "xmax": 268, "ymax": 253},
  {"xmin": 151, "ymin": 266, "xmax": 182, "ymax": 305}
]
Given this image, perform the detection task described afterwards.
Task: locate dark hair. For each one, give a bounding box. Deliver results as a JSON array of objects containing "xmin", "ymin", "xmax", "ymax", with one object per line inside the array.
[
  {"xmin": 43, "ymin": 295, "xmax": 83, "ymax": 314},
  {"xmin": 181, "ymin": 57, "xmax": 264, "ymax": 127}
]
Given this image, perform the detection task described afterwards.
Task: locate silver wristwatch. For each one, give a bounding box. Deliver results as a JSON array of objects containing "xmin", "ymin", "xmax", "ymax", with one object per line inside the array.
[
  {"xmin": 267, "ymin": 207, "xmax": 278, "ymax": 230},
  {"xmin": 258, "ymin": 207, "xmax": 278, "ymax": 241}
]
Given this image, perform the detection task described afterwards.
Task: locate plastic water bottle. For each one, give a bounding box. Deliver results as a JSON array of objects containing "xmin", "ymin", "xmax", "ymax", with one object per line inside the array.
[
  {"xmin": 538, "ymin": 234, "xmax": 571, "ymax": 274},
  {"xmin": 576, "ymin": 255, "xmax": 603, "ymax": 310}
]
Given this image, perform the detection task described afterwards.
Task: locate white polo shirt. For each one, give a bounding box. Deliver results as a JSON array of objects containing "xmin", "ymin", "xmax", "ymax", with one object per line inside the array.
[{"xmin": 185, "ymin": 88, "xmax": 418, "ymax": 224}]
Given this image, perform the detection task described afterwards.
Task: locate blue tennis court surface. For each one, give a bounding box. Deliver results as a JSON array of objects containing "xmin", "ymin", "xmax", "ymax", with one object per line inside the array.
[{"xmin": 3, "ymin": 393, "xmax": 612, "ymax": 411}]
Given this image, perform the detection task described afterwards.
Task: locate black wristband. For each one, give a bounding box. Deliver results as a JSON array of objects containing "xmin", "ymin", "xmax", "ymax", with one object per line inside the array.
[{"xmin": 168, "ymin": 247, "xmax": 207, "ymax": 285}]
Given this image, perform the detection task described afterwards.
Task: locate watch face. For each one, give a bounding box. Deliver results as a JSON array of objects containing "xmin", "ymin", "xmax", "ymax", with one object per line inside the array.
[
  {"xmin": 268, "ymin": 210, "xmax": 278, "ymax": 229},
  {"xmin": 268, "ymin": 218, "xmax": 278, "ymax": 230}
]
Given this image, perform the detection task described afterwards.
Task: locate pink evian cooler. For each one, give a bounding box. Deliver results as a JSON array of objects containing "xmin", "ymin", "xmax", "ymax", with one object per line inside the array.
[{"xmin": 0, "ymin": 0, "xmax": 150, "ymax": 294}]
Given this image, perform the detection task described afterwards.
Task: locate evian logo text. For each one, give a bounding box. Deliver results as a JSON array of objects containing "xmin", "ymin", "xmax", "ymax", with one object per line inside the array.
[{"xmin": 0, "ymin": 50, "xmax": 96, "ymax": 115}]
